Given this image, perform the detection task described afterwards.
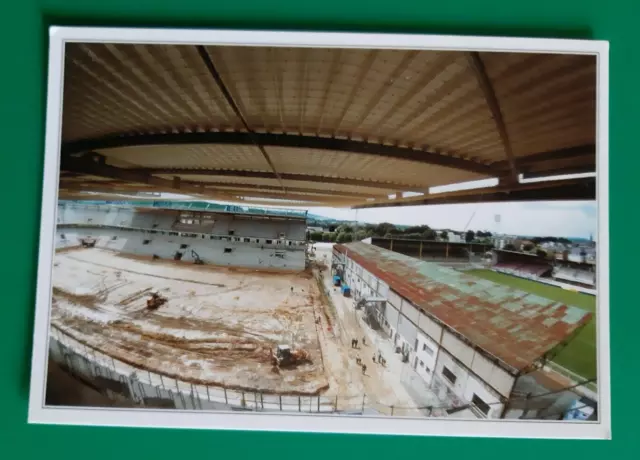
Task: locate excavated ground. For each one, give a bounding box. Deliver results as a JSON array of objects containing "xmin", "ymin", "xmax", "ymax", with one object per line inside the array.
[{"xmin": 50, "ymin": 248, "xmax": 328, "ymax": 395}]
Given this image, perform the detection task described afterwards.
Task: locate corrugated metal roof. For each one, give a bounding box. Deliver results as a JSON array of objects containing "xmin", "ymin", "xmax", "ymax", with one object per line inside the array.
[
  {"xmin": 59, "ymin": 43, "xmax": 596, "ymax": 207},
  {"xmin": 335, "ymin": 242, "xmax": 592, "ymax": 373}
]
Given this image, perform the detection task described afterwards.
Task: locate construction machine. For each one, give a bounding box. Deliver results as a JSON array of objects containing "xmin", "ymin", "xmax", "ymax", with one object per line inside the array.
[
  {"xmin": 191, "ymin": 249, "xmax": 204, "ymax": 265},
  {"xmin": 270, "ymin": 344, "xmax": 311, "ymax": 369},
  {"xmin": 146, "ymin": 291, "xmax": 167, "ymax": 310},
  {"xmin": 80, "ymin": 237, "xmax": 97, "ymax": 248}
]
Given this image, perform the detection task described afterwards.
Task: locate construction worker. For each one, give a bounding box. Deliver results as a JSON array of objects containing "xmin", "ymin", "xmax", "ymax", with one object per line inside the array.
[{"xmin": 362, "ymin": 364, "xmax": 367, "ymax": 375}]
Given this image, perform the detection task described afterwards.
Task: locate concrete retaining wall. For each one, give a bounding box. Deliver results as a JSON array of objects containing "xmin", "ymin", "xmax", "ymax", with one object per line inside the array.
[{"xmin": 49, "ymin": 329, "xmax": 336, "ymax": 413}]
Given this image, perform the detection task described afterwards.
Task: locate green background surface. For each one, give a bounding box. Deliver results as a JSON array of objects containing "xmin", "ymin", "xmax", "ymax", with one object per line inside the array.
[{"xmin": 1, "ymin": 0, "xmax": 635, "ymax": 457}]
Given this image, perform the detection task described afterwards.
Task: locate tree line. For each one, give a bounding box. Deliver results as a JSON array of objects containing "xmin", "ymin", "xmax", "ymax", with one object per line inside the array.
[
  {"xmin": 529, "ymin": 236, "xmax": 573, "ymax": 245},
  {"xmin": 307, "ymin": 222, "xmax": 493, "ymax": 244}
]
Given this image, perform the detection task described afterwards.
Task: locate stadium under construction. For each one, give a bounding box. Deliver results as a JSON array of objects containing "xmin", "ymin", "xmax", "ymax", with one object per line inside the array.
[{"xmin": 46, "ymin": 41, "xmax": 598, "ymax": 421}]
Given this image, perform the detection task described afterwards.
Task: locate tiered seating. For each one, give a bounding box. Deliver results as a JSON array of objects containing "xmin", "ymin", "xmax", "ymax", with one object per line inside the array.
[
  {"xmin": 519, "ymin": 264, "xmax": 551, "ymax": 277},
  {"xmin": 494, "ymin": 262, "xmax": 551, "ymax": 279},
  {"xmin": 494, "ymin": 262, "xmax": 520, "ymax": 270},
  {"xmin": 171, "ymin": 221, "xmax": 216, "ymax": 234},
  {"xmin": 151, "ymin": 213, "xmax": 177, "ymax": 230},
  {"xmin": 129, "ymin": 212, "xmax": 159, "ymax": 229},
  {"xmin": 227, "ymin": 219, "xmax": 282, "ymax": 239},
  {"xmin": 54, "ymin": 228, "xmax": 305, "ymax": 270},
  {"xmin": 102, "ymin": 207, "xmax": 134, "ymax": 226},
  {"xmin": 218, "ymin": 217, "xmax": 306, "ymax": 240},
  {"xmin": 553, "ymin": 267, "xmax": 595, "ymax": 286},
  {"xmin": 57, "ymin": 203, "xmax": 308, "ymax": 242},
  {"xmin": 576, "ymin": 271, "xmax": 596, "ymax": 285}
]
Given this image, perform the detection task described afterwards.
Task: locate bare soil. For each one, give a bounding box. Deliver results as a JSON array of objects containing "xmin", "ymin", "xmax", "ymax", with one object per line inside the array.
[{"xmin": 51, "ymin": 248, "xmax": 328, "ymax": 395}]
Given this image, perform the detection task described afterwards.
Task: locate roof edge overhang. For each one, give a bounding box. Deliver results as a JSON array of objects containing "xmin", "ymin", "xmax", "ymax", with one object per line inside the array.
[{"xmin": 351, "ymin": 177, "xmax": 596, "ymax": 209}]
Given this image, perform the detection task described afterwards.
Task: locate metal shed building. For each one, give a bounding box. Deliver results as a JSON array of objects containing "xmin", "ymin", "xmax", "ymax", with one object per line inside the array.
[{"xmin": 332, "ymin": 242, "xmax": 592, "ymax": 419}]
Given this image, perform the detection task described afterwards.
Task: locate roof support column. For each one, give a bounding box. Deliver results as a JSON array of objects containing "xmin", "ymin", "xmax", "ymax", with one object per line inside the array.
[
  {"xmin": 467, "ymin": 52, "xmax": 519, "ymax": 185},
  {"xmin": 196, "ymin": 45, "xmax": 287, "ymax": 193}
]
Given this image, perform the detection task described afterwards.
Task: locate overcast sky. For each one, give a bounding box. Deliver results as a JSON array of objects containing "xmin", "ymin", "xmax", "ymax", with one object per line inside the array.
[
  {"xmin": 155, "ymin": 191, "xmax": 596, "ymax": 239},
  {"xmin": 304, "ymin": 201, "xmax": 597, "ymax": 239}
]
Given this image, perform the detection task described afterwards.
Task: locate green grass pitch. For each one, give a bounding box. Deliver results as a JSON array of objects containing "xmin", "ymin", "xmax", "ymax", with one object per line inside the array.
[{"xmin": 465, "ymin": 269, "xmax": 596, "ymax": 379}]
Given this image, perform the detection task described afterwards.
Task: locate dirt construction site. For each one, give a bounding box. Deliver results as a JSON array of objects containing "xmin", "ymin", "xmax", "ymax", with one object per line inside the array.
[
  {"xmin": 50, "ymin": 246, "xmax": 431, "ymax": 414},
  {"xmin": 51, "ymin": 247, "xmax": 329, "ymax": 395}
]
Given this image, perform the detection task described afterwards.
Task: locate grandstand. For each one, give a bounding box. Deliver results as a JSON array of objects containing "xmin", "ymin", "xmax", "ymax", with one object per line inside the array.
[
  {"xmin": 491, "ymin": 248, "xmax": 596, "ymax": 295},
  {"xmin": 492, "ymin": 249, "xmax": 553, "ymax": 279},
  {"xmin": 552, "ymin": 260, "xmax": 596, "ymax": 289},
  {"xmin": 369, "ymin": 237, "xmax": 492, "ymax": 267},
  {"xmin": 57, "ymin": 200, "xmax": 308, "ymax": 270},
  {"xmin": 47, "ymin": 199, "xmax": 347, "ymax": 411}
]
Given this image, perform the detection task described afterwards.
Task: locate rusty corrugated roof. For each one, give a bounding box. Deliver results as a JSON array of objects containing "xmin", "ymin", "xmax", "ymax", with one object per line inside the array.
[{"xmin": 335, "ymin": 242, "xmax": 592, "ymax": 373}]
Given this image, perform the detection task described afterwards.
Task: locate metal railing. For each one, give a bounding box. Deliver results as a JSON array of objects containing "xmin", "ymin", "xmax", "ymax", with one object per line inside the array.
[{"xmin": 49, "ymin": 326, "xmax": 463, "ymax": 417}]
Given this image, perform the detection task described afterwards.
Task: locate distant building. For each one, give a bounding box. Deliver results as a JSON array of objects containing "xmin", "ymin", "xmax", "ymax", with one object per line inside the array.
[
  {"xmin": 307, "ymin": 226, "xmax": 326, "ymax": 233},
  {"xmin": 447, "ymin": 232, "xmax": 463, "ymax": 243},
  {"xmin": 493, "ymin": 236, "xmax": 507, "ymax": 249}
]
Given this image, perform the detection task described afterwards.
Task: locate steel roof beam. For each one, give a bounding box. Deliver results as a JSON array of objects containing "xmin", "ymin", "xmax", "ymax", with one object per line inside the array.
[
  {"xmin": 195, "ymin": 46, "xmax": 286, "ymax": 192},
  {"xmin": 127, "ymin": 167, "xmax": 425, "ymax": 192},
  {"xmin": 60, "ymin": 153, "xmax": 237, "ymax": 201},
  {"xmin": 61, "ymin": 131, "xmax": 497, "ymax": 175},
  {"xmin": 520, "ymin": 163, "xmax": 596, "ymax": 179},
  {"xmin": 467, "ymin": 52, "xmax": 519, "ymax": 183},
  {"xmin": 225, "ymin": 190, "xmax": 355, "ymax": 204},
  {"xmin": 191, "ymin": 182, "xmax": 383, "ymax": 199},
  {"xmin": 61, "ymin": 178, "xmax": 382, "ymax": 200},
  {"xmin": 492, "ymin": 144, "xmax": 595, "ymax": 169},
  {"xmin": 352, "ymin": 177, "xmax": 595, "ymax": 209}
]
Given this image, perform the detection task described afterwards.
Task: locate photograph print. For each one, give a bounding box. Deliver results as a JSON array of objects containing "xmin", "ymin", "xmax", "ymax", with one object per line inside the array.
[{"xmin": 29, "ymin": 27, "xmax": 609, "ymax": 439}]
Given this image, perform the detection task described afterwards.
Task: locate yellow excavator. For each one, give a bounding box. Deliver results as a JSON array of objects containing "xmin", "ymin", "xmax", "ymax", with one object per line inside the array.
[
  {"xmin": 146, "ymin": 291, "xmax": 167, "ymax": 310},
  {"xmin": 270, "ymin": 344, "xmax": 311, "ymax": 369}
]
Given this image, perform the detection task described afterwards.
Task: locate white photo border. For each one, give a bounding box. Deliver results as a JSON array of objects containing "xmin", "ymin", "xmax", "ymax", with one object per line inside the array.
[{"xmin": 28, "ymin": 26, "xmax": 611, "ymax": 440}]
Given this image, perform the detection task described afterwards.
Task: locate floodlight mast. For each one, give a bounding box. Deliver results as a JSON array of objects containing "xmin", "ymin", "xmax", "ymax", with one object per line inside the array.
[{"xmin": 354, "ymin": 209, "xmax": 359, "ymax": 243}]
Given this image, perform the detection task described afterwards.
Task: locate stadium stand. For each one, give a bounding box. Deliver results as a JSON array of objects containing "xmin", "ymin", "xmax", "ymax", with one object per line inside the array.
[
  {"xmin": 56, "ymin": 229, "xmax": 305, "ymax": 270},
  {"xmin": 370, "ymin": 237, "xmax": 492, "ymax": 265},
  {"xmin": 492, "ymin": 250, "xmax": 553, "ymax": 280},
  {"xmin": 56, "ymin": 201, "xmax": 308, "ymax": 270},
  {"xmin": 553, "ymin": 266, "xmax": 596, "ymax": 288}
]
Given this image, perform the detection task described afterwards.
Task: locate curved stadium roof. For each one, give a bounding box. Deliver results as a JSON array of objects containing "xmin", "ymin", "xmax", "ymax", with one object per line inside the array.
[{"xmin": 59, "ymin": 43, "xmax": 597, "ymax": 208}]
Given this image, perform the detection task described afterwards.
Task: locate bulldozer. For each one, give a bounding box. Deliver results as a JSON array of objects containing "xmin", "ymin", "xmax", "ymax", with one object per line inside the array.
[
  {"xmin": 146, "ymin": 291, "xmax": 167, "ymax": 310},
  {"xmin": 270, "ymin": 344, "xmax": 311, "ymax": 370}
]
